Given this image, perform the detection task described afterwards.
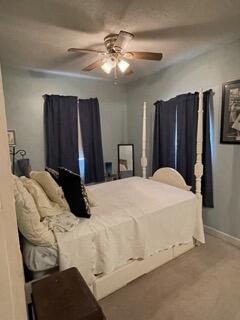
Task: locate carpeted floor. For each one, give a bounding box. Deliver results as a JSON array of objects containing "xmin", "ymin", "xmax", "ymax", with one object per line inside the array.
[{"xmin": 100, "ymin": 235, "xmax": 240, "ymax": 320}]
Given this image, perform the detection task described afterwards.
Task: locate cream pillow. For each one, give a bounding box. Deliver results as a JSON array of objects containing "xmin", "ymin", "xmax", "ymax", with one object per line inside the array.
[
  {"xmin": 86, "ymin": 188, "xmax": 97, "ymax": 207},
  {"xmin": 13, "ymin": 175, "xmax": 55, "ymax": 247},
  {"xmin": 20, "ymin": 177, "xmax": 66, "ymax": 218},
  {"xmin": 30, "ymin": 171, "xmax": 70, "ymax": 210}
]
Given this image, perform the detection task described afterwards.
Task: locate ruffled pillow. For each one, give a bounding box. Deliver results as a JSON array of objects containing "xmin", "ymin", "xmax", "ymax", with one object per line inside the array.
[
  {"xmin": 20, "ymin": 177, "xmax": 66, "ymax": 218},
  {"xmin": 13, "ymin": 175, "xmax": 55, "ymax": 247}
]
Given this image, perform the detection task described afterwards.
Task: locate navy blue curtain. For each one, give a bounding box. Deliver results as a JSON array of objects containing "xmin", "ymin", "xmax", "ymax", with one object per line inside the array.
[
  {"xmin": 202, "ymin": 90, "xmax": 214, "ymax": 207},
  {"xmin": 152, "ymin": 99, "xmax": 177, "ymax": 173},
  {"xmin": 176, "ymin": 93, "xmax": 199, "ymax": 188},
  {"xmin": 78, "ymin": 98, "xmax": 104, "ymax": 183},
  {"xmin": 152, "ymin": 90, "xmax": 214, "ymax": 208},
  {"xmin": 44, "ymin": 95, "xmax": 79, "ymax": 174}
]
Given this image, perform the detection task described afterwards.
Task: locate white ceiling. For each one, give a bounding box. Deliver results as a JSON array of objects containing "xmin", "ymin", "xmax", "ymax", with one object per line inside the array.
[{"xmin": 0, "ymin": 0, "xmax": 240, "ymax": 83}]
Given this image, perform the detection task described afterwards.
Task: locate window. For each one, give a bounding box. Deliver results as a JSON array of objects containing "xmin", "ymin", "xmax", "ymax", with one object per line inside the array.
[{"xmin": 77, "ymin": 108, "xmax": 85, "ymax": 181}]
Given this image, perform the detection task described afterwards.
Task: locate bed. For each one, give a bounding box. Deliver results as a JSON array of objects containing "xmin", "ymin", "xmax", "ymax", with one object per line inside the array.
[
  {"xmin": 21, "ymin": 90, "xmax": 205, "ymax": 300},
  {"xmin": 22, "ymin": 173, "xmax": 204, "ymax": 300}
]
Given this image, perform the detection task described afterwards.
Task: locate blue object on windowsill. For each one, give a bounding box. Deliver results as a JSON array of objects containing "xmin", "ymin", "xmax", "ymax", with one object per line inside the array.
[{"xmin": 105, "ymin": 162, "xmax": 112, "ymax": 177}]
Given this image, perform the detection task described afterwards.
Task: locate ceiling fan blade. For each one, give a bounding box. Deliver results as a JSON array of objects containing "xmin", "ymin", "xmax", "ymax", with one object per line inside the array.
[
  {"xmin": 113, "ymin": 30, "xmax": 134, "ymax": 52},
  {"xmin": 124, "ymin": 52, "xmax": 163, "ymax": 61},
  {"xmin": 82, "ymin": 59, "xmax": 104, "ymax": 71},
  {"xmin": 68, "ymin": 48, "xmax": 104, "ymax": 54},
  {"xmin": 124, "ymin": 68, "xmax": 134, "ymax": 76}
]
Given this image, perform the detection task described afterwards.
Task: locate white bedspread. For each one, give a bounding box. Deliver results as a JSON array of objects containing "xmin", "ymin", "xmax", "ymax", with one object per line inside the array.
[
  {"xmin": 23, "ymin": 239, "xmax": 58, "ymax": 272},
  {"xmin": 55, "ymin": 177, "xmax": 204, "ymax": 285}
]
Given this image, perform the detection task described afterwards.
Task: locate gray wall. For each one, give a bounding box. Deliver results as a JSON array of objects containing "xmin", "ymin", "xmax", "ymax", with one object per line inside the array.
[
  {"xmin": 3, "ymin": 39, "xmax": 240, "ymax": 239},
  {"xmin": 2, "ymin": 66, "xmax": 127, "ymax": 173},
  {"xmin": 126, "ymin": 39, "xmax": 240, "ymax": 238}
]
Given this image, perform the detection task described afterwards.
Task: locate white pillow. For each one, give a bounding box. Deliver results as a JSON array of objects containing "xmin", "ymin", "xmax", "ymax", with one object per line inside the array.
[
  {"xmin": 20, "ymin": 177, "xmax": 66, "ymax": 218},
  {"xmin": 13, "ymin": 175, "xmax": 55, "ymax": 247},
  {"xmin": 30, "ymin": 171, "xmax": 70, "ymax": 210}
]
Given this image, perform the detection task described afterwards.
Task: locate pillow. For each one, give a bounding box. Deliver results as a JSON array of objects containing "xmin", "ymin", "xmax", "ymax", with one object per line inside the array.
[
  {"xmin": 58, "ymin": 167, "xmax": 91, "ymax": 218},
  {"xmin": 20, "ymin": 177, "xmax": 66, "ymax": 218},
  {"xmin": 45, "ymin": 167, "xmax": 59, "ymax": 183},
  {"xmin": 85, "ymin": 188, "xmax": 97, "ymax": 207},
  {"xmin": 30, "ymin": 171, "xmax": 70, "ymax": 211},
  {"xmin": 13, "ymin": 175, "xmax": 55, "ymax": 247},
  {"xmin": 45, "ymin": 167, "xmax": 96, "ymax": 208}
]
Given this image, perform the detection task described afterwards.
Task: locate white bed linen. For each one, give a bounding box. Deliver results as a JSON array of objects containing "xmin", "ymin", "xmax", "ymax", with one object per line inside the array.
[
  {"xmin": 55, "ymin": 177, "xmax": 204, "ymax": 286},
  {"xmin": 22, "ymin": 211, "xmax": 79, "ymax": 271},
  {"xmin": 22, "ymin": 239, "xmax": 58, "ymax": 272}
]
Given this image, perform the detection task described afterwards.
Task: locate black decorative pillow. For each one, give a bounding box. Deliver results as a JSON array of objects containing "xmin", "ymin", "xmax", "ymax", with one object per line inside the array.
[{"xmin": 58, "ymin": 167, "xmax": 91, "ymax": 218}]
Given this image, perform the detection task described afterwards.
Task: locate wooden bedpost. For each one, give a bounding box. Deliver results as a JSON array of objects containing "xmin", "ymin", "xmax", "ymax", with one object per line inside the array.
[
  {"xmin": 141, "ymin": 102, "xmax": 148, "ymax": 178},
  {"xmin": 194, "ymin": 89, "xmax": 204, "ymax": 199},
  {"xmin": 194, "ymin": 89, "xmax": 205, "ymax": 244}
]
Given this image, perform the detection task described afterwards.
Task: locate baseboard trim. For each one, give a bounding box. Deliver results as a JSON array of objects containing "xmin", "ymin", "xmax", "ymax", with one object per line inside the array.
[{"xmin": 204, "ymin": 225, "xmax": 240, "ymax": 248}]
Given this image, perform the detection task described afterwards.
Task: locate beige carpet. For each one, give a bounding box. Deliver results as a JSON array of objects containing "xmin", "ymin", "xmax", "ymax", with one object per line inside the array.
[{"xmin": 100, "ymin": 235, "xmax": 240, "ymax": 320}]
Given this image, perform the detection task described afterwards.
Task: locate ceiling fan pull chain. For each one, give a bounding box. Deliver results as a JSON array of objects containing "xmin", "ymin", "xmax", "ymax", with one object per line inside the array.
[{"xmin": 114, "ymin": 66, "xmax": 118, "ymax": 85}]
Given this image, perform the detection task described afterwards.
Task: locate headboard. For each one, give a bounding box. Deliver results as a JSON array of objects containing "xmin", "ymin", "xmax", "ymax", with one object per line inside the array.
[{"xmin": 149, "ymin": 167, "xmax": 191, "ymax": 191}]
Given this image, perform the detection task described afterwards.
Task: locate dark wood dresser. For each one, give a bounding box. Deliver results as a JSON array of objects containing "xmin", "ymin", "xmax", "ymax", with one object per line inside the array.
[{"xmin": 31, "ymin": 267, "xmax": 106, "ymax": 320}]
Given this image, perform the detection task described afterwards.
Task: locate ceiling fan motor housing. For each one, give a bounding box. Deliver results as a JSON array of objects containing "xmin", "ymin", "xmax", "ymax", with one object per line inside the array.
[{"xmin": 104, "ymin": 33, "xmax": 119, "ymax": 53}]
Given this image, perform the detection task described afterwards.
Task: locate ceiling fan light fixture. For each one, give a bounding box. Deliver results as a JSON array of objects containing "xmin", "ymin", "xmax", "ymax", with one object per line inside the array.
[
  {"xmin": 101, "ymin": 61, "xmax": 113, "ymax": 74},
  {"xmin": 118, "ymin": 59, "xmax": 130, "ymax": 73}
]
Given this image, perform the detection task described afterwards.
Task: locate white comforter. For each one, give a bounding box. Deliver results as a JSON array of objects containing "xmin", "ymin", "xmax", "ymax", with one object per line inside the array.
[{"xmin": 55, "ymin": 177, "xmax": 205, "ymax": 285}]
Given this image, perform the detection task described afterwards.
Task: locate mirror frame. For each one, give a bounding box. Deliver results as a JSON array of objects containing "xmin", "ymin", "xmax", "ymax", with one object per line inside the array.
[{"xmin": 117, "ymin": 144, "xmax": 135, "ymax": 179}]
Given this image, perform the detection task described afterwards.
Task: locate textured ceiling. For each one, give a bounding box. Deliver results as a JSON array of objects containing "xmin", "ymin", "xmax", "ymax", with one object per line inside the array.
[{"xmin": 0, "ymin": 0, "xmax": 240, "ymax": 83}]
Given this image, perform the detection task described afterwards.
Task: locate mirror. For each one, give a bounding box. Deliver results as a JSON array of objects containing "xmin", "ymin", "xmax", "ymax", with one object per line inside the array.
[{"xmin": 118, "ymin": 144, "xmax": 134, "ymax": 179}]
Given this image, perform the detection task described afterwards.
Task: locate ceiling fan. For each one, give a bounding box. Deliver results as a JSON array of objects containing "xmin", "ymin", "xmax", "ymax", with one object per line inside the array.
[{"xmin": 67, "ymin": 30, "xmax": 163, "ymax": 80}]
